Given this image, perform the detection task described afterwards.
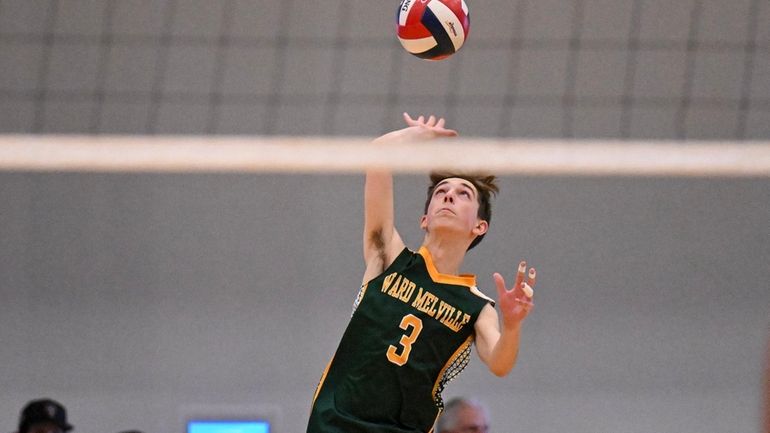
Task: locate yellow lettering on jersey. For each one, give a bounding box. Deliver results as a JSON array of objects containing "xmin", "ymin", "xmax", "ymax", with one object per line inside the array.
[
  {"xmin": 446, "ymin": 309, "xmax": 462, "ymax": 331},
  {"xmin": 382, "ymin": 272, "xmax": 398, "ymax": 293},
  {"xmin": 436, "ymin": 300, "xmax": 453, "ymax": 319},
  {"xmin": 397, "ymin": 279, "xmax": 416, "ymax": 302},
  {"xmin": 411, "ymin": 287, "xmax": 438, "ymax": 317},
  {"xmin": 387, "ymin": 275, "xmax": 403, "ymax": 297},
  {"xmin": 380, "ymin": 272, "xmax": 472, "ymax": 333},
  {"xmin": 449, "ymin": 313, "xmax": 470, "ymax": 332},
  {"xmin": 436, "ymin": 301, "xmax": 455, "ymax": 325},
  {"xmin": 435, "ymin": 303, "xmax": 469, "ymax": 332},
  {"xmin": 459, "ymin": 313, "xmax": 471, "ymax": 329}
]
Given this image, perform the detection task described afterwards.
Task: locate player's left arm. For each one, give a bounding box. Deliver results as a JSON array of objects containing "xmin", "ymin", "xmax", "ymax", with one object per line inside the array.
[{"xmin": 474, "ymin": 261, "xmax": 535, "ymax": 377}]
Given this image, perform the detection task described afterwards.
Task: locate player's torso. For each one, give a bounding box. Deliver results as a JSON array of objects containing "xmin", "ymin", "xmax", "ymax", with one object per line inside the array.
[{"xmin": 309, "ymin": 247, "xmax": 491, "ymax": 433}]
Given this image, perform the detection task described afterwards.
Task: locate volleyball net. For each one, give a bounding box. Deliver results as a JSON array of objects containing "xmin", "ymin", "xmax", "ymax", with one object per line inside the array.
[{"xmin": 0, "ymin": 135, "xmax": 769, "ymax": 177}]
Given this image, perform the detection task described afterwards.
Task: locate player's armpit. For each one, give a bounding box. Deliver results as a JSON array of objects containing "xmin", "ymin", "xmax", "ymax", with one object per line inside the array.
[{"xmin": 361, "ymin": 227, "xmax": 405, "ymax": 286}]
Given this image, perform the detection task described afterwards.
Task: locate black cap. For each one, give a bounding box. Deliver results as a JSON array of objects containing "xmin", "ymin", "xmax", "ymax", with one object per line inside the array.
[{"xmin": 18, "ymin": 399, "xmax": 73, "ymax": 433}]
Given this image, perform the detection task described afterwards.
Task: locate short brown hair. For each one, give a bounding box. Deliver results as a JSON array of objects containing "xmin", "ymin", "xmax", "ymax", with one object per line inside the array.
[{"xmin": 424, "ymin": 171, "xmax": 499, "ymax": 250}]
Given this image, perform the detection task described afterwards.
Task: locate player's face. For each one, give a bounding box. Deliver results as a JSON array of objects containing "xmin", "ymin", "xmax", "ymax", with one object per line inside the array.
[{"xmin": 421, "ymin": 178, "xmax": 486, "ymax": 237}]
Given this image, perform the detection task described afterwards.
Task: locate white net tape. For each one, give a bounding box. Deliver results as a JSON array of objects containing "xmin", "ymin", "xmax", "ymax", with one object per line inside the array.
[{"xmin": 1, "ymin": 135, "xmax": 769, "ymax": 177}]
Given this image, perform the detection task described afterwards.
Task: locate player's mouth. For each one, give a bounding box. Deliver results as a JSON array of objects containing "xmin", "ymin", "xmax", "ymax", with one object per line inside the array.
[{"xmin": 436, "ymin": 207, "xmax": 455, "ymax": 215}]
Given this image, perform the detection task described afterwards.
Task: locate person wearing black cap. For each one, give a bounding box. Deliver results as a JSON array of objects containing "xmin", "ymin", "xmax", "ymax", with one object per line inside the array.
[{"xmin": 16, "ymin": 399, "xmax": 73, "ymax": 433}]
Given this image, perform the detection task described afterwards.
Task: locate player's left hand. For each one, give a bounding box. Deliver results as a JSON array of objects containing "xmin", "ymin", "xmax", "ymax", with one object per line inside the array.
[{"xmin": 493, "ymin": 261, "xmax": 535, "ymax": 329}]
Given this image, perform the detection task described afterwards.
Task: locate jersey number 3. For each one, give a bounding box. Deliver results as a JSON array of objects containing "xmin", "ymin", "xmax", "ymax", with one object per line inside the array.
[{"xmin": 387, "ymin": 314, "xmax": 424, "ymax": 366}]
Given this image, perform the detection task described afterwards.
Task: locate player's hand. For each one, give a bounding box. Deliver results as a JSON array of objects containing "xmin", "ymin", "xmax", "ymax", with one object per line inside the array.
[
  {"xmin": 402, "ymin": 112, "xmax": 458, "ymax": 137},
  {"xmin": 493, "ymin": 261, "xmax": 535, "ymax": 330},
  {"xmin": 372, "ymin": 113, "xmax": 457, "ymax": 144},
  {"xmin": 398, "ymin": 112, "xmax": 459, "ymax": 139}
]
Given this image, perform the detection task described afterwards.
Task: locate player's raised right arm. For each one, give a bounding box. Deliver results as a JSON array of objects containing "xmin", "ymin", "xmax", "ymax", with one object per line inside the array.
[
  {"xmin": 362, "ymin": 114, "xmax": 458, "ymax": 283},
  {"xmin": 362, "ymin": 139, "xmax": 405, "ymax": 283}
]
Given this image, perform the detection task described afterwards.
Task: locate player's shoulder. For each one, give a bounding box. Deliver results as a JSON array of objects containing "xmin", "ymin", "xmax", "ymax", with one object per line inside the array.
[{"xmin": 469, "ymin": 286, "xmax": 495, "ymax": 305}]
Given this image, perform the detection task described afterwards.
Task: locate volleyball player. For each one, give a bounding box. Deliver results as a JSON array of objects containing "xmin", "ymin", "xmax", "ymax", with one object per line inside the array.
[{"xmin": 307, "ymin": 113, "xmax": 536, "ymax": 433}]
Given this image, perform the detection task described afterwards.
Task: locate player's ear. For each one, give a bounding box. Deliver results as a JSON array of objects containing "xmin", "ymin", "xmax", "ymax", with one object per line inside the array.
[
  {"xmin": 473, "ymin": 219, "xmax": 488, "ymax": 236},
  {"xmin": 420, "ymin": 214, "xmax": 428, "ymax": 230}
]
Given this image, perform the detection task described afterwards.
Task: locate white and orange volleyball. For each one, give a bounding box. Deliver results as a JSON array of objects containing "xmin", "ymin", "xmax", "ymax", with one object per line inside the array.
[{"xmin": 396, "ymin": 0, "xmax": 470, "ymax": 60}]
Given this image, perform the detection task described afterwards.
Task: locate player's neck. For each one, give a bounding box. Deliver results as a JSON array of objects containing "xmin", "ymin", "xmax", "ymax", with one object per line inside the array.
[{"xmin": 420, "ymin": 236, "xmax": 468, "ymax": 276}]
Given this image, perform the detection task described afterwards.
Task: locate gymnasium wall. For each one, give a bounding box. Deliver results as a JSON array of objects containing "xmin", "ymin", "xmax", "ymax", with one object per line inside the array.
[
  {"xmin": 2, "ymin": 173, "xmax": 768, "ymax": 433},
  {"xmin": 1, "ymin": 1, "xmax": 769, "ymax": 433},
  {"xmin": 0, "ymin": 0, "xmax": 769, "ymax": 138}
]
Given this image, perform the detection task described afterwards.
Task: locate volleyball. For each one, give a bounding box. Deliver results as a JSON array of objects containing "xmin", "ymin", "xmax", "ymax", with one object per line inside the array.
[{"xmin": 396, "ymin": 0, "xmax": 470, "ymax": 60}]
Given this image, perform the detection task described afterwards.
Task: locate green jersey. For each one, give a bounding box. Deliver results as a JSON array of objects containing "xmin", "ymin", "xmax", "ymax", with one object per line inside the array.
[{"xmin": 307, "ymin": 247, "xmax": 493, "ymax": 433}]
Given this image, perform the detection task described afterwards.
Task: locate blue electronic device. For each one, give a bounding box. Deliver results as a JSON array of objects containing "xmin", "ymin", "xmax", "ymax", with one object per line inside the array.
[{"xmin": 187, "ymin": 420, "xmax": 270, "ymax": 433}]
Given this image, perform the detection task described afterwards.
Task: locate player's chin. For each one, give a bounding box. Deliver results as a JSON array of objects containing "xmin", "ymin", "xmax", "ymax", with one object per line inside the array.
[{"xmin": 430, "ymin": 222, "xmax": 472, "ymax": 236}]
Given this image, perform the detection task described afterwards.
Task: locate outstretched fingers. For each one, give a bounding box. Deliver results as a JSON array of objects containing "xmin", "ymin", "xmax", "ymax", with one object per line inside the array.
[
  {"xmin": 403, "ymin": 112, "xmax": 446, "ymax": 127},
  {"xmin": 493, "ymin": 272, "xmax": 507, "ymax": 298},
  {"xmin": 522, "ymin": 267, "xmax": 536, "ymax": 298},
  {"xmin": 513, "ymin": 261, "xmax": 526, "ymax": 292},
  {"xmin": 494, "ymin": 267, "xmax": 534, "ymax": 327},
  {"xmin": 527, "ymin": 267, "xmax": 537, "ymax": 287},
  {"xmin": 402, "ymin": 112, "xmax": 458, "ymax": 137},
  {"xmin": 509, "ymin": 261, "xmax": 535, "ymax": 298},
  {"xmin": 403, "ymin": 112, "xmax": 423, "ymax": 126}
]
